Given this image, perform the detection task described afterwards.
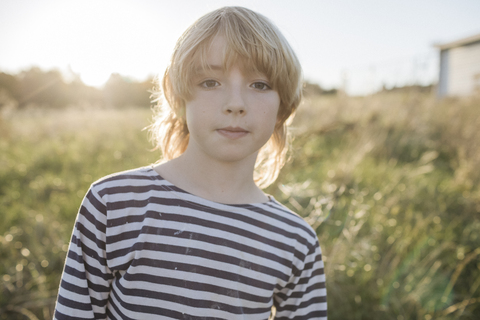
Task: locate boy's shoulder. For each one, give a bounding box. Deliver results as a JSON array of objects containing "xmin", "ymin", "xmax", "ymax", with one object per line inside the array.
[
  {"xmin": 264, "ymin": 197, "xmax": 318, "ymax": 242},
  {"xmin": 90, "ymin": 166, "xmax": 160, "ymax": 191},
  {"xmin": 94, "ymin": 166, "xmax": 157, "ymax": 183}
]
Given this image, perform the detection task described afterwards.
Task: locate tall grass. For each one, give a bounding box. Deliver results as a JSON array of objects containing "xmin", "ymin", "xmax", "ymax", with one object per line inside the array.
[
  {"xmin": 268, "ymin": 91, "xmax": 480, "ymax": 319},
  {"xmin": 0, "ymin": 106, "xmax": 158, "ymax": 319},
  {"xmin": 1, "ymin": 91, "xmax": 479, "ymax": 319}
]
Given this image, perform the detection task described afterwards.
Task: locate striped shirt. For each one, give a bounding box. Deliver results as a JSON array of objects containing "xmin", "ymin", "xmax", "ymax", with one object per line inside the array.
[{"xmin": 54, "ymin": 167, "xmax": 327, "ymax": 319}]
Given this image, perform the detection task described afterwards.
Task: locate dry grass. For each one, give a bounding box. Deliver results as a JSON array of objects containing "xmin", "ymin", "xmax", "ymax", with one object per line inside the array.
[{"xmin": 1, "ymin": 91, "xmax": 479, "ymax": 319}]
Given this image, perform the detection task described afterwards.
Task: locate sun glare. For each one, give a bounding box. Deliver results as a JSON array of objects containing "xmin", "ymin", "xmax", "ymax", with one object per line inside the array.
[
  {"xmin": 0, "ymin": 0, "xmax": 176, "ymax": 88},
  {"xmin": 76, "ymin": 68, "xmax": 113, "ymax": 88}
]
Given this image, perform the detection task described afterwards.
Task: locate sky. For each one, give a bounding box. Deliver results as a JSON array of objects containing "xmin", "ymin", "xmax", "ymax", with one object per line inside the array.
[{"xmin": 1, "ymin": 0, "xmax": 480, "ymax": 94}]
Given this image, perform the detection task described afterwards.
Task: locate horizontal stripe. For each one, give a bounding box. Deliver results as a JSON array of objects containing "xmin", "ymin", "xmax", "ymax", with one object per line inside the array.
[
  {"xmin": 107, "ymin": 197, "xmax": 310, "ymax": 248},
  {"xmin": 114, "ymin": 278, "xmax": 271, "ymax": 315},
  {"xmin": 122, "ymin": 271, "xmax": 270, "ymax": 302},
  {"xmin": 54, "ymin": 310, "xmax": 94, "ymax": 320},
  {"xmin": 131, "ymin": 257, "xmax": 276, "ymax": 290},
  {"xmin": 108, "ymin": 208, "xmax": 296, "ymax": 255},
  {"xmin": 110, "ymin": 241, "xmax": 288, "ymax": 280},
  {"xmin": 276, "ymin": 308, "xmax": 328, "ymax": 320},
  {"xmin": 108, "ymin": 225, "xmax": 292, "ymax": 269},
  {"xmin": 57, "ymin": 295, "xmax": 92, "ymax": 311}
]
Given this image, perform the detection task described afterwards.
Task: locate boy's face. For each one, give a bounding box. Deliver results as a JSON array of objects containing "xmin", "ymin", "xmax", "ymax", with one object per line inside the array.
[{"xmin": 183, "ymin": 36, "xmax": 280, "ymax": 166}]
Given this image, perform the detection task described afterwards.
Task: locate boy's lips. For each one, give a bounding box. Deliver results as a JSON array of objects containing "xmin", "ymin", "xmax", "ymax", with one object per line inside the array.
[{"xmin": 216, "ymin": 126, "xmax": 249, "ymax": 139}]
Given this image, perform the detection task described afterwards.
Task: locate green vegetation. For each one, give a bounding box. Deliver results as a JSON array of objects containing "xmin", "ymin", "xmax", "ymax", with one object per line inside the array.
[
  {"xmin": 0, "ymin": 68, "xmax": 153, "ymax": 109},
  {"xmin": 1, "ymin": 89, "xmax": 479, "ymax": 319}
]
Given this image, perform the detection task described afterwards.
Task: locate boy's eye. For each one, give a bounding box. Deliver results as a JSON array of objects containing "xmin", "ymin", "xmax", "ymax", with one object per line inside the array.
[
  {"xmin": 251, "ymin": 82, "xmax": 271, "ymax": 90},
  {"xmin": 200, "ymin": 80, "xmax": 219, "ymax": 88}
]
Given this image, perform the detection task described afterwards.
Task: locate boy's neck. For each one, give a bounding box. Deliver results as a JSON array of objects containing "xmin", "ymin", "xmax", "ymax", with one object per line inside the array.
[{"xmin": 153, "ymin": 152, "xmax": 268, "ymax": 205}]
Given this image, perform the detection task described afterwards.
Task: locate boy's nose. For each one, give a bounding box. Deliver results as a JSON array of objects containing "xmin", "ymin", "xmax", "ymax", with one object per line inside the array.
[
  {"xmin": 224, "ymin": 105, "xmax": 246, "ymax": 114},
  {"xmin": 224, "ymin": 87, "xmax": 246, "ymax": 115}
]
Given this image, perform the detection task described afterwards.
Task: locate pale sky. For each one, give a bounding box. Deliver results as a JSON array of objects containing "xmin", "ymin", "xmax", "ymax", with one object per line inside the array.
[{"xmin": 1, "ymin": 0, "xmax": 480, "ymax": 94}]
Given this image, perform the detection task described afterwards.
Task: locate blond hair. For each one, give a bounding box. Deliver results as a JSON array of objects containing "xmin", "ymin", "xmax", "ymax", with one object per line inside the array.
[{"xmin": 149, "ymin": 6, "xmax": 302, "ymax": 188}]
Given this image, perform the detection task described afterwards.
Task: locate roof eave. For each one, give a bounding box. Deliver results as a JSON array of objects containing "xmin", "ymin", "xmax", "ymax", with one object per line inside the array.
[{"xmin": 434, "ymin": 32, "xmax": 480, "ymax": 50}]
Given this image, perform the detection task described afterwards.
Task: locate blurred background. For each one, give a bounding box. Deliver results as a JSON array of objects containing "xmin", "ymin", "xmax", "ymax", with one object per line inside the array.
[{"xmin": 1, "ymin": 0, "xmax": 479, "ymax": 319}]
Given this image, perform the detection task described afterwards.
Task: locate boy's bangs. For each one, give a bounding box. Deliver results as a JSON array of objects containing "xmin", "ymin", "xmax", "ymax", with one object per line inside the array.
[
  {"xmin": 224, "ymin": 35, "xmax": 284, "ymax": 86},
  {"xmin": 190, "ymin": 43, "xmax": 277, "ymax": 80},
  {"xmin": 186, "ymin": 24, "xmax": 287, "ymax": 92}
]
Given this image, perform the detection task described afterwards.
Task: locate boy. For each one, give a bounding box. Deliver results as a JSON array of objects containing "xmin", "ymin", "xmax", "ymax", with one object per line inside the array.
[{"xmin": 55, "ymin": 6, "xmax": 327, "ymax": 319}]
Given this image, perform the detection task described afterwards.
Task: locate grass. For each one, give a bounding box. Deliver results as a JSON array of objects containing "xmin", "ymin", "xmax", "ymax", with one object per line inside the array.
[
  {"xmin": 267, "ymin": 91, "xmax": 480, "ymax": 319},
  {"xmin": 1, "ymin": 90, "xmax": 479, "ymax": 319},
  {"xmin": 0, "ymin": 106, "xmax": 158, "ymax": 319}
]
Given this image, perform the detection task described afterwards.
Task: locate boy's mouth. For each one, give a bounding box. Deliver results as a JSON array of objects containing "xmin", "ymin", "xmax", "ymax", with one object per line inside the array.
[{"xmin": 216, "ymin": 126, "xmax": 249, "ymax": 139}]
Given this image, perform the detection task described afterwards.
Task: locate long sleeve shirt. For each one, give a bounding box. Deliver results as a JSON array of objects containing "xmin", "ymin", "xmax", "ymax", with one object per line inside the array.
[{"xmin": 54, "ymin": 166, "xmax": 327, "ymax": 319}]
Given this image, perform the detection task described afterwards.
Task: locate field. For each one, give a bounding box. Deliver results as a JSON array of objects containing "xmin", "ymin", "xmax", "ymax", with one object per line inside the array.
[{"xmin": 1, "ymin": 90, "xmax": 479, "ymax": 319}]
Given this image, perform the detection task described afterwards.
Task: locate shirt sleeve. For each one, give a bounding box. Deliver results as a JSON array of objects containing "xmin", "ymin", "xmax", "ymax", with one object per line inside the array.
[
  {"xmin": 273, "ymin": 239, "xmax": 327, "ymax": 319},
  {"xmin": 54, "ymin": 186, "xmax": 114, "ymax": 320}
]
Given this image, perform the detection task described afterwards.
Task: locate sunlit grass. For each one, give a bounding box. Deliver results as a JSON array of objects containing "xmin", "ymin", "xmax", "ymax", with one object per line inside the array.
[
  {"xmin": 1, "ymin": 91, "xmax": 479, "ymax": 319},
  {"xmin": 269, "ymin": 90, "xmax": 480, "ymax": 319},
  {"xmin": 0, "ymin": 106, "xmax": 158, "ymax": 319}
]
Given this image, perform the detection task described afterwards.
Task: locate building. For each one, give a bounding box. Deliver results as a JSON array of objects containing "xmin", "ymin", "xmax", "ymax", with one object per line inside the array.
[{"xmin": 436, "ymin": 33, "xmax": 480, "ymax": 97}]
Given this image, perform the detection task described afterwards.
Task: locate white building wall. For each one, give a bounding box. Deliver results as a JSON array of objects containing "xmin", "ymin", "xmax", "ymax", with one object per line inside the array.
[
  {"xmin": 448, "ymin": 41, "xmax": 480, "ymax": 96},
  {"xmin": 438, "ymin": 50, "xmax": 449, "ymax": 97}
]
